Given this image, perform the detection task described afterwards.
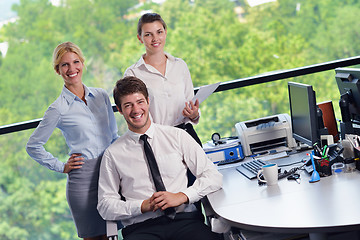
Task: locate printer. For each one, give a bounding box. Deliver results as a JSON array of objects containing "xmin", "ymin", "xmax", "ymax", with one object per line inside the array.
[{"xmin": 235, "ymin": 113, "xmax": 296, "ymax": 156}]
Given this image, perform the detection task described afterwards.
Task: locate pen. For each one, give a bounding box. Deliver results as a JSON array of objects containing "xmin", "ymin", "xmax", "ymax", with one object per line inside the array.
[
  {"xmin": 325, "ymin": 146, "xmax": 330, "ymax": 158},
  {"xmin": 306, "ymin": 153, "xmax": 321, "ymax": 159},
  {"xmin": 322, "ymin": 145, "xmax": 327, "ymax": 157},
  {"xmin": 313, "ymin": 143, "xmax": 322, "ymax": 157}
]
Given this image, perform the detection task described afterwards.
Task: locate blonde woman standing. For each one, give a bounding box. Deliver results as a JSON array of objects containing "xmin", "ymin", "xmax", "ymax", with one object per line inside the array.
[{"xmin": 26, "ymin": 42, "xmax": 118, "ymax": 240}]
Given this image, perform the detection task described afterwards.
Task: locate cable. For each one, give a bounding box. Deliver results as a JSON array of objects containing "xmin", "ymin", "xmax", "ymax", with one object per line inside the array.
[
  {"xmin": 278, "ymin": 167, "xmax": 300, "ymax": 179},
  {"xmin": 258, "ymin": 166, "xmax": 301, "ymax": 185},
  {"xmin": 278, "ymin": 159, "xmax": 306, "ymax": 168}
]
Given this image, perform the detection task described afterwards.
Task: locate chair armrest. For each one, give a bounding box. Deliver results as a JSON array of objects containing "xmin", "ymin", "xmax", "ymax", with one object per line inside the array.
[
  {"xmin": 201, "ymin": 197, "xmax": 215, "ymax": 217},
  {"xmin": 106, "ymin": 220, "xmax": 118, "ymax": 239}
]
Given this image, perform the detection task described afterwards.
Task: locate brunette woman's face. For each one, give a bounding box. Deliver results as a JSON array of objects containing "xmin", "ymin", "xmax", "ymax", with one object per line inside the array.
[{"xmin": 137, "ymin": 21, "xmax": 167, "ymax": 54}]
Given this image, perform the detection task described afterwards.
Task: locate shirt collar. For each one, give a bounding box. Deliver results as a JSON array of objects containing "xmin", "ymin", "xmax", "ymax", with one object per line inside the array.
[
  {"xmin": 61, "ymin": 84, "xmax": 94, "ymax": 104},
  {"xmin": 164, "ymin": 52, "xmax": 175, "ymax": 61},
  {"xmin": 84, "ymin": 84, "xmax": 95, "ymax": 98},
  {"xmin": 127, "ymin": 122, "xmax": 155, "ymax": 143},
  {"xmin": 134, "ymin": 52, "xmax": 175, "ymax": 69}
]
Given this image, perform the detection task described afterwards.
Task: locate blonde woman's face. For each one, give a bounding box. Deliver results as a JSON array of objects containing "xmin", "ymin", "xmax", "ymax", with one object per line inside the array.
[{"xmin": 58, "ymin": 52, "xmax": 84, "ymax": 87}]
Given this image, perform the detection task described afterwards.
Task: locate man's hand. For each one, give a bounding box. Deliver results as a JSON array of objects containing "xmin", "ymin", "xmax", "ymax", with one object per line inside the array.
[
  {"xmin": 150, "ymin": 191, "xmax": 188, "ymax": 211},
  {"xmin": 141, "ymin": 198, "xmax": 155, "ymax": 213},
  {"xmin": 141, "ymin": 192, "xmax": 188, "ymax": 213}
]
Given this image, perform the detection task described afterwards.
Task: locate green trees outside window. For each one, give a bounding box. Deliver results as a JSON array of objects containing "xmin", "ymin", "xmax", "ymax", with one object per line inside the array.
[{"xmin": 1, "ymin": 0, "xmax": 359, "ymax": 239}]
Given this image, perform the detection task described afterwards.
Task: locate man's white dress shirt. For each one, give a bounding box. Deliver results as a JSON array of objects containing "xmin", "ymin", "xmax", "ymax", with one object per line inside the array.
[{"xmin": 97, "ymin": 123, "xmax": 222, "ymax": 226}]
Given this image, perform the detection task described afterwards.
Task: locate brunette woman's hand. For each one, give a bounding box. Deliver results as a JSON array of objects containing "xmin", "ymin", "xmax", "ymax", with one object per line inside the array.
[
  {"xmin": 63, "ymin": 153, "xmax": 84, "ymax": 173},
  {"xmin": 183, "ymin": 99, "xmax": 200, "ymax": 121}
]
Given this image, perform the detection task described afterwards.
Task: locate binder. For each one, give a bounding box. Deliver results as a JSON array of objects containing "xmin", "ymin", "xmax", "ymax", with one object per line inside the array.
[{"xmin": 317, "ymin": 100, "xmax": 339, "ymax": 142}]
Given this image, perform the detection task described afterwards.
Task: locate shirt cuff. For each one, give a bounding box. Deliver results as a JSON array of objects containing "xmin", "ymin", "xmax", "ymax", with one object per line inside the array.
[
  {"xmin": 190, "ymin": 115, "xmax": 200, "ymax": 122},
  {"xmin": 189, "ymin": 111, "xmax": 201, "ymax": 124},
  {"xmin": 181, "ymin": 187, "xmax": 199, "ymax": 204},
  {"xmin": 134, "ymin": 200, "xmax": 144, "ymax": 216},
  {"xmin": 56, "ymin": 161, "xmax": 66, "ymax": 173}
]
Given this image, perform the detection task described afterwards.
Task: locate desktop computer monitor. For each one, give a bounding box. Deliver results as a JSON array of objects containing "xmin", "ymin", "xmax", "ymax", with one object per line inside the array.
[
  {"xmin": 335, "ymin": 68, "xmax": 360, "ymax": 137},
  {"xmin": 288, "ymin": 82, "xmax": 321, "ymax": 147}
]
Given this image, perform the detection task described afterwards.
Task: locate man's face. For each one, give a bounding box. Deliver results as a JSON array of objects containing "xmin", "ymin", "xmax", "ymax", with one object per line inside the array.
[{"xmin": 118, "ymin": 92, "xmax": 150, "ymax": 134}]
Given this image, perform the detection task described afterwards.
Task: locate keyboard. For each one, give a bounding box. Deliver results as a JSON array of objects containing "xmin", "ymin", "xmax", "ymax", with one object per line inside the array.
[{"xmin": 236, "ymin": 159, "xmax": 267, "ymax": 180}]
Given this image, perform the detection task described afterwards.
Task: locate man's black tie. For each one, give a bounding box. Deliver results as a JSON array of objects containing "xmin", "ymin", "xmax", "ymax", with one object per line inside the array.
[{"xmin": 140, "ymin": 134, "xmax": 176, "ymax": 218}]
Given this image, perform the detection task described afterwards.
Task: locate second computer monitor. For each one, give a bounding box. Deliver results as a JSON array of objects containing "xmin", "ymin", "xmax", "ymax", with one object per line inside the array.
[
  {"xmin": 335, "ymin": 68, "xmax": 360, "ymax": 138},
  {"xmin": 288, "ymin": 82, "xmax": 320, "ymax": 147}
]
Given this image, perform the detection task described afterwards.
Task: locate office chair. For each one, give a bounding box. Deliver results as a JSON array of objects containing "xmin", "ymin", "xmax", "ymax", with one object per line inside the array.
[
  {"xmin": 105, "ymin": 169, "xmax": 204, "ymax": 239},
  {"xmin": 106, "ymin": 220, "xmax": 120, "ymax": 240}
]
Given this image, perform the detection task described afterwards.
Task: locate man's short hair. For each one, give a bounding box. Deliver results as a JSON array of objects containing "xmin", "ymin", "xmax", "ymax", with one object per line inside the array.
[{"xmin": 113, "ymin": 76, "xmax": 149, "ymax": 111}]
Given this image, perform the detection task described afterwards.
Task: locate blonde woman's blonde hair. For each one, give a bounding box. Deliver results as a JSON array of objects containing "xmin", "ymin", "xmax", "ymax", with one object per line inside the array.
[{"xmin": 52, "ymin": 42, "xmax": 85, "ymax": 74}]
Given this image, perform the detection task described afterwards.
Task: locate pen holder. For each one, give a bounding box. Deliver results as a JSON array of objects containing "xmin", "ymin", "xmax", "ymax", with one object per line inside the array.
[
  {"xmin": 314, "ymin": 155, "xmax": 343, "ymax": 177},
  {"xmin": 313, "ymin": 143, "xmax": 345, "ymax": 177},
  {"xmin": 314, "ymin": 157, "xmax": 332, "ymax": 177}
]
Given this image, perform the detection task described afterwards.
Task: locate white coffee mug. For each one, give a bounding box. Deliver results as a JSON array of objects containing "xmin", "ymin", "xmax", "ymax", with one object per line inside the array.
[{"xmin": 257, "ymin": 163, "xmax": 278, "ymax": 186}]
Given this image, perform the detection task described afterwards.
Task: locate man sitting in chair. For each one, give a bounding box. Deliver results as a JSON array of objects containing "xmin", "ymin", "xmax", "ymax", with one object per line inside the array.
[{"xmin": 97, "ymin": 76, "xmax": 223, "ymax": 240}]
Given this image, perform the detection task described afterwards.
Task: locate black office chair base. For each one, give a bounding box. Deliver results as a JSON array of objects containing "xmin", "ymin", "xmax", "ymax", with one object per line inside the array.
[{"xmin": 108, "ymin": 236, "xmax": 118, "ymax": 240}]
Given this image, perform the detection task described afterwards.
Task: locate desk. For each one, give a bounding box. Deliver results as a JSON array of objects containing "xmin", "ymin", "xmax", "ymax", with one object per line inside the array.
[{"xmin": 206, "ymin": 151, "xmax": 360, "ymax": 239}]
